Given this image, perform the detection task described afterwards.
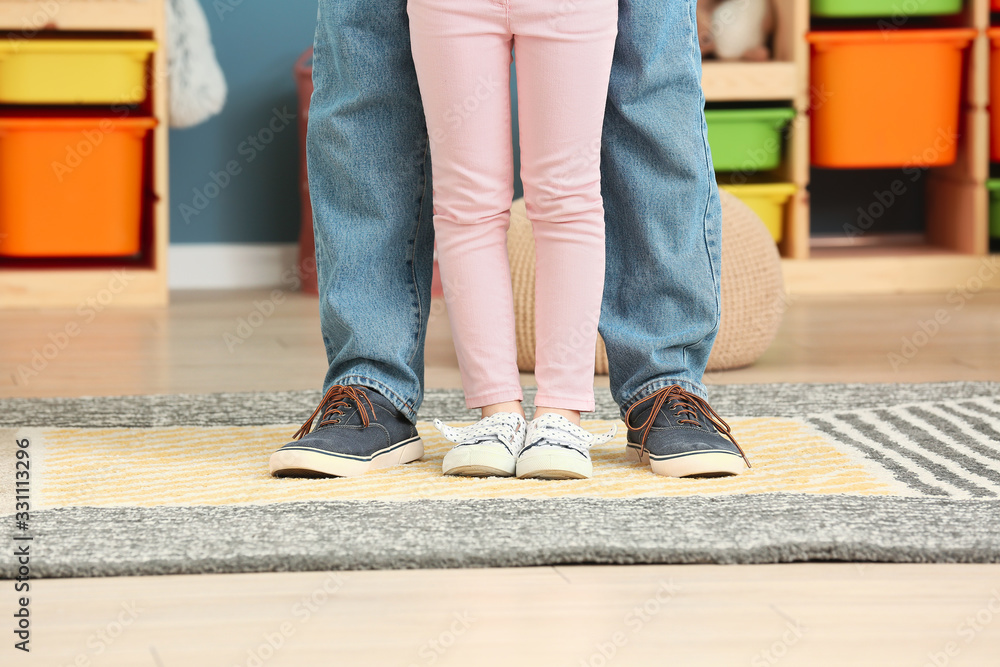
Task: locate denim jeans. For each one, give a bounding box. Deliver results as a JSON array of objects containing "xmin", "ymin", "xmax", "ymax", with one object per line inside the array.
[{"xmin": 308, "ymin": 0, "xmax": 721, "ymax": 423}]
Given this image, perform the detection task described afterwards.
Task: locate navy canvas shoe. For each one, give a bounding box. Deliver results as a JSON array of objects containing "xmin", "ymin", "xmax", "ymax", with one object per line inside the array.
[
  {"xmin": 624, "ymin": 385, "xmax": 751, "ymax": 478},
  {"xmin": 269, "ymin": 385, "xmax": 423, "ymax": 478}
]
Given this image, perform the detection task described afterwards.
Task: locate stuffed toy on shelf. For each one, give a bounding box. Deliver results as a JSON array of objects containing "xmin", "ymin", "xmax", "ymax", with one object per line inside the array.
[{"xmin": 698, "ymin": 0, "xmax": 775, "ymax": 62}]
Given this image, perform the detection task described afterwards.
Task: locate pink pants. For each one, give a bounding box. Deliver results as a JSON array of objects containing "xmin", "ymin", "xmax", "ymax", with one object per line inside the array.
[{"xmin": 408, "ymin": 0, "xmax": 617, "ymax": 412}]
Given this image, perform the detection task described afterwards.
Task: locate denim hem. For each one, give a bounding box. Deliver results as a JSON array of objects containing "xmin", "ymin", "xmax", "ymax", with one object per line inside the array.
[
  {"xmin": 619, "ymin": 377, "xmax": 709, "ymax": 418},
  {"xmin": 463, "ymin": 388, "xmax": 525, "ymax": 410},
  {"xmin": 333, "ymin": 374, "xmax": 419, "ymax": 424}
]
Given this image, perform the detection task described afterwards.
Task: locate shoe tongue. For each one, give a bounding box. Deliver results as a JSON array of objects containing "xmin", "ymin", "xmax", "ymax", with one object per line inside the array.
[
  {"xmin": 534, "ymin": 413, "xmax": 576, "ymax": 431},
  {"xmin": 631, "ymin": 399, "xmax": 706, "ymax": 429},
  {"xmin": 319, "ymin": 388, "xmax": 375, "ymax": 427},
  {"xmin": 533, "ymin": 414, "xmax": 587, "ymax": 440},
  {"xmin": 485, "ymin": 412, "xmax": 522, "ymax": 428},
  {"xmin": 630, "ymin": 402, "xmax": 668, "ymax": 428},
  {"xmin": 337, "ymin": 405, "xmax": 366, "ymax": 426}
]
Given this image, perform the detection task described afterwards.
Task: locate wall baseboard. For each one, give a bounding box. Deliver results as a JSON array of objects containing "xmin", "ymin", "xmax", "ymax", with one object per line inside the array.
[{"xmin": 168, "ymin": 243, "xmax": 300, "ymax": 290}]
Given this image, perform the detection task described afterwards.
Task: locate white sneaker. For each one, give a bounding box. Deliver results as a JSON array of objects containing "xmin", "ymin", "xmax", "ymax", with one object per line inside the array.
[
  {"xmin": 516, "ymin": 414, "xmax": 617, "ymax": 480},
  {"xmin": 435, "ymin": 412, "xmax": 526, "ymax": 477}
]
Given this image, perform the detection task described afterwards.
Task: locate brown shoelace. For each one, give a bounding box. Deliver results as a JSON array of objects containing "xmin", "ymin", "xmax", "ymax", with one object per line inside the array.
[
  {"xmin": 624, "ymin": 385, "xmax": 751, "ymax": 468},
  {"xmin": 292, "ymin": 385, "xmax": 376, "ymax": 440}
]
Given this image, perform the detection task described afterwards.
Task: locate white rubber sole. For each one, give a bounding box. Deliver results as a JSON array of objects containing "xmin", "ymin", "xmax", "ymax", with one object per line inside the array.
[
  {"xmin": 269, "ymin": 436, "xmax": 423, "ymax": 478},
  {"xmin": 442, "ymin": 444, "xmax": 516, "ymax": 477},
  {"xmin": 627, "ymin": 443, "xmax": 746, "ymax": 478},
  {"xmin": 516, "ymin": 448, "xmax": 592, "ymax": 480}
]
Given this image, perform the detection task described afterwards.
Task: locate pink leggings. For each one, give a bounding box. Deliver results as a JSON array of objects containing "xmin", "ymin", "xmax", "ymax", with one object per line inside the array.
[{"xmin": 408, "ymin": 0, "xmax": 617, "ymax": 412}]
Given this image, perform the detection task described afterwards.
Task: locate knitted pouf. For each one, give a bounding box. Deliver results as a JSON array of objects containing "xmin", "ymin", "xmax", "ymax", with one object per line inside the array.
[{"xmin": 507, "ymin": 190, "xmax": 785, "ymax": 374}]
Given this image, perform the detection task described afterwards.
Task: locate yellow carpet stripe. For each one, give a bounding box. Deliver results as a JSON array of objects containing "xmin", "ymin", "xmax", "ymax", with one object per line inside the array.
[{"xmin": 33, "ymin": 418, "xmax": 896, "ymax": 508}]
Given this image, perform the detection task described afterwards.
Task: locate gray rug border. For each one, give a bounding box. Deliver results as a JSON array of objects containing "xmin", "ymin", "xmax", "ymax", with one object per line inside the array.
[
  {"xmin": 1, "ymin": 381, "xmax": 998, "ymax": 427},
  {"xmin": 3, "ymin": 383, "xmax": 998, "ymax": 578},
  {"xmin": 3, "ymin": 495, "xmax": 998, "ymax": 579}
]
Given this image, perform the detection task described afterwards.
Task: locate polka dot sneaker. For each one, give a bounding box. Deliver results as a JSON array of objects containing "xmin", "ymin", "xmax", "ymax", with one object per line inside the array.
[
  {"xmin": 516, "ymin": 413, "xmax": 617, "ymax": 480},
  {"xmin": 435, "ymin": 412, "xmax": 527, "ymax": 477}
]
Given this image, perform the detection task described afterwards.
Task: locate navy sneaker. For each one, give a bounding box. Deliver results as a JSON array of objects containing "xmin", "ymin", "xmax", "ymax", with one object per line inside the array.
[
  {"xmin": 269, "ymin": 385, "xmax": 423, "ymax": 478},
  {"xmin": 624, "ymin": 385, "xmax": 751, "ymax": 478}
]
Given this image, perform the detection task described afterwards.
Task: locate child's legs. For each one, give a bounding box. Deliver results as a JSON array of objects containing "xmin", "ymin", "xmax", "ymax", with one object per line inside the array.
[
  {"xmin": 408, "ymin": 0, "xmax": 522, "ymax": 410},
  {"xmin": 512, "ymin": 0, "xmax": 618, "ymax": 414}
]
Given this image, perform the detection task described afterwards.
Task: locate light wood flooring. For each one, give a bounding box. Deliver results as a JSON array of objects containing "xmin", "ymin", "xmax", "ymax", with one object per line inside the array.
[
  {"xmin": 2, "ymin": 291, "xmax": 999, "ymax": 665},
  {"xmin": 2, "ymin": 290, "xmax": 999, "ymax": 397}
]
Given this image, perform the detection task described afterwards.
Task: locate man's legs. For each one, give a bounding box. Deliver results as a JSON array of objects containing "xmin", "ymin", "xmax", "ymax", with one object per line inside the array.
[
  {"xmin": 308, "ymin": 0, "xmax": 434, "ymax": 423},
  {"xmin": 600, "ymin": 0, "xmax": 750, "ymax": 478},
  {"xmin": 600, "ymin": 0, "xmax": 722, "ymax": 412}
]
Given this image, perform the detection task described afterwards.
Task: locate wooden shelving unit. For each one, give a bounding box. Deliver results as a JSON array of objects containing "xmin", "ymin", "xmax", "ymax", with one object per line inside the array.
[
  {"xmin": 0, "ymin": 0, "xmax": 168, "ymax": 307},
  {"xmin": 703, "ymin": 0, "xmax": 811, "ymax": 261},
  {"xmin": 0, "ymin": 1, "xmax": 995, "ymax": 304},
  {"xmin": 704, "ymin": 0, "xmax": 999, "ymax": 294}
]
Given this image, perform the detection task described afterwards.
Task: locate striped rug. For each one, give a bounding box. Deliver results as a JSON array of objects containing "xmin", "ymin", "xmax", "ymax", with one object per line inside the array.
[{"xmin": 2, "ymin": 382, "xmax": 998, "ymax": 577}]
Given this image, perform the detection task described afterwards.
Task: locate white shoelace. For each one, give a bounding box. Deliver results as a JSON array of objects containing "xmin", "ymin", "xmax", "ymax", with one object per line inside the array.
[
  {"xmin": 434, "ymin": 412, "xmax": 526, "ymax": 456},
  {"xmin": 524, "ymin": 413, "xmax": 617, "ymax": 456}
]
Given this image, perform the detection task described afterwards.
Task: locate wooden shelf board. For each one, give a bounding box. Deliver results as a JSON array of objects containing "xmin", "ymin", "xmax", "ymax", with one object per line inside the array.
[
  {"xmin": 0, "ymin": 1, "xmax": 157, "ymax": 31},
  {"xmin": 808, "ymin": 243, "xmax": 963, "ymax": 260},
  {"xmin": 702, "ymin": 61, "xmax": 797, "ymax": 101},
  {"xmin": 0, "ymin": 265, "xmax": 167, "ymax": 308},
  {"xmin": 783, "ymin": 251, "xmax": 1000, "ymax": 295}
]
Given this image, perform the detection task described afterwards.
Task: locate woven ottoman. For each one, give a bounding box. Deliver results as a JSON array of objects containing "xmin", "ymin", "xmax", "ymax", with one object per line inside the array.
[{"xmin": 507, "ymin": 190, "xmax": 785, "ymax": 374}]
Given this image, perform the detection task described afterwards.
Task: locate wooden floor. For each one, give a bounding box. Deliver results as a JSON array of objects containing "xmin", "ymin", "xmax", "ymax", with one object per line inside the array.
[
  {"xmin": 2, "ymin": 290, "xmax": 999, "ymax": 397},
  {"xmin": 2, "ymin": 290, "xmax": 999, "ymax": 665},
  {"xmin": 24, "ymin": 565, "xmax": 1000, "ymax": 666}
]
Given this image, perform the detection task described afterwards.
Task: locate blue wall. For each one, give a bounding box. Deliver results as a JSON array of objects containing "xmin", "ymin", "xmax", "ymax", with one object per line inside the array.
[
  {"xmin": 169, "ymin": 1, "xmax": 318, "ymax": 244},
  {"xmin": 169, "ymin": 2, "xmax": 523, "ymax": 244}
]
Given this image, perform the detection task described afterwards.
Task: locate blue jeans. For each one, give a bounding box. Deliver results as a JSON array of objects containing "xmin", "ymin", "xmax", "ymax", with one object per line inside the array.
[{"xmin": 307, "ymin": 0, "xmax": 721, "ymax": 423}]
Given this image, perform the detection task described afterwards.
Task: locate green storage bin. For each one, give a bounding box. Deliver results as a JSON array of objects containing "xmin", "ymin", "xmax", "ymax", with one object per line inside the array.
[
  {"xmin": 989, "ymin": 180, "xmax": 1000, "ymax": 240},
  {"xmin": 704, "ymin": 108, "xmax": 795, "ymax": 172},
  {"xmin": 811, "ymin": 0, "xmax": 962, "ymax": 17}
]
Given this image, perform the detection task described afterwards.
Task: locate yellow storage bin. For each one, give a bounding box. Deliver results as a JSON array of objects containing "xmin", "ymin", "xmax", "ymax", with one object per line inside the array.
[
  {"xmin": 719, "ymin": 183, "xmax": 796, "ymax": 242},
  {"xmin": 0, "ymin": 39, "xmax": 157, "ymax": 105}
]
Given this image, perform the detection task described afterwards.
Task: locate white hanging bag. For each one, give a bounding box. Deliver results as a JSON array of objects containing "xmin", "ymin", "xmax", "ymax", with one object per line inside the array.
[{"xmin": 166, "ymin": 0, "xmax": 228, "ymax": 128}]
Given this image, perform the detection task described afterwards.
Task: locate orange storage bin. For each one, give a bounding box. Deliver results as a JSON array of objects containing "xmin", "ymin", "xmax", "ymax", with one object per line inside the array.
[
  {"xmin": 808, "ymin": 29, "xmax": 975, "ymax": 168},
  {"xmin": 991, "ymin": 28, "xmax": 1000, "ymax": 163},
  {"xmin": 0, "ymin": 115, "xmax": 156, "ymax": 257}
]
